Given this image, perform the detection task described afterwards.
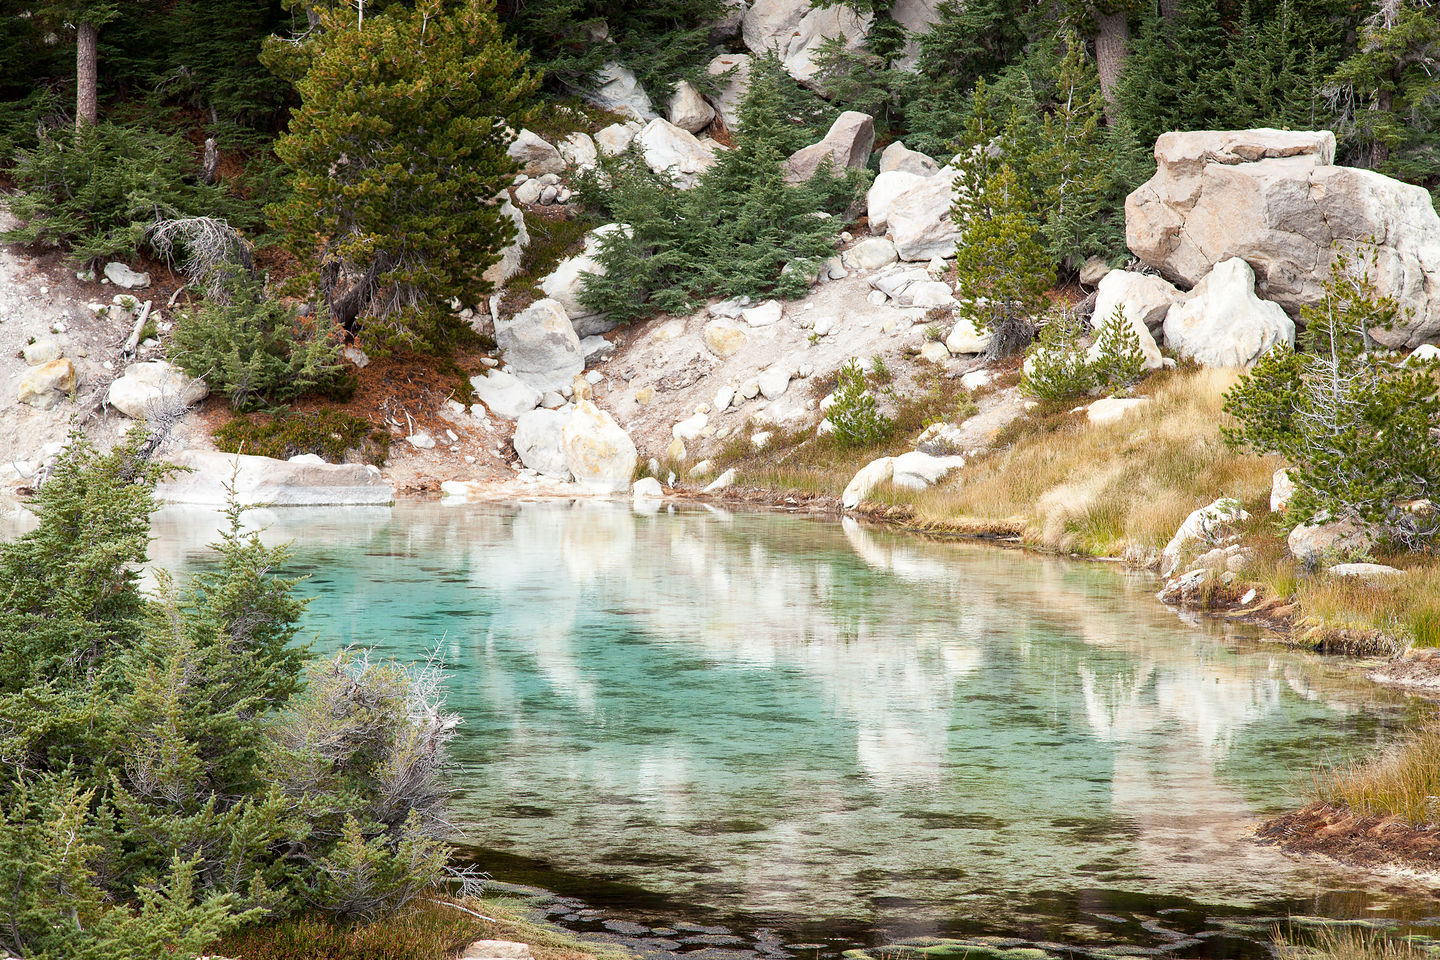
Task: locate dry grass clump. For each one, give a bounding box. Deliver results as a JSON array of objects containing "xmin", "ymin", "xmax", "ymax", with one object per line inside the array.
[
  {"xmin": 1275, "ymin": 925, "xmax": 1436, "ymax": 960},
  {"xmin": 1318, "ymin": 726, "xmax": 1440, "ymax": 826},
  {"xmin": 886, "ymin": 366, "xmax": 1278, "ymax": 555},
  {"xmin": 217, "ymin": 894, "xmax": 618, "ymax": 960},
  {"xmin": 1293, "ymin": 565, "xmax": 1440, "ymax": 649}
]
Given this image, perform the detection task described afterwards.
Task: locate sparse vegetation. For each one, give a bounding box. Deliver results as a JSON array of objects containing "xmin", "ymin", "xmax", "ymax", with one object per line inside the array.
[{"xmin": 214, "ymin": 408, "xmax": 391, "ymax": 465}]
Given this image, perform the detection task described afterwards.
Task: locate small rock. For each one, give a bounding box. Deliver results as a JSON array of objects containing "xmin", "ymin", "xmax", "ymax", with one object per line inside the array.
[
  {"xmin": 741, "ymin": 300, "xmax": 783, "ymax": 327},
  {"xmin": 1087, "ymin": 397, "xmax": 1151, "ymax": 426},
  {"xmin": 633, "ymin": 476, "xmax": 664, "ymax": 499},
  {"xmin": 704, "ymin": 468, "xmax": 736, "ymax": 493},
  {"xmin": 22, "ymin": 338, "xmax": 62, "ymax": 366},
  {"xmin": 673, "ymin": 411, "xmax": 708, "ymax": 441},
  {"xmin": 666, "ymin": 436, "xmax": 687, "ymax": 461},
  {"xmin": 757, "ymin": 365, "xmax": 791, "ymax": 399},
  {"xmin": 18, "ymin": 358, "xmax": 76, "ymax": 408},
  {"xmin": 714, "ymin": 384, "xmax": 736, "ymax": 411},
  {"xmin": 751, "ymin": 431, "xmax": 772, "ymax": 449},
  {"xmin": 104, "ymin": 262, "xmax": 151, "ymax": 289},
  {"xmin": 1328, "ymin": 562, "xmax": 1404, "ymax": 581},
  {"xmin": 406, "ymin": 432, "xmax": 436, "ymax": 450}
]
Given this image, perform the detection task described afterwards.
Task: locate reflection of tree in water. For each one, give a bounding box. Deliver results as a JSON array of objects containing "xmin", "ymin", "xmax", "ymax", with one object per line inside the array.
[{"xmin": 139, "ymin": 501, "xmax": 1411, "ymax": 926}]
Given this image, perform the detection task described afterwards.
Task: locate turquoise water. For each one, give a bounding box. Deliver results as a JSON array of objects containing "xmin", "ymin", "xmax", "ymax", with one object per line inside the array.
[{"xmin": 136, "ymin": 501, "xmax": 1436, "ymax": 948}]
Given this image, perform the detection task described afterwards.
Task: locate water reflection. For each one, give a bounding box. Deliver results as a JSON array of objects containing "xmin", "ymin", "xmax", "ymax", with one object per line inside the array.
[{"xmin": 113, "ymin": 502, "xmax": 1426, "ymax": 930}]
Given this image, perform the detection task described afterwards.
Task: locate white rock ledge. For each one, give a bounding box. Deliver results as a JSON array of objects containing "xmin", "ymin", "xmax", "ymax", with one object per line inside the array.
[{"xmin": 157, "ymin": 451, "xmax": 393, "ymax": 506}]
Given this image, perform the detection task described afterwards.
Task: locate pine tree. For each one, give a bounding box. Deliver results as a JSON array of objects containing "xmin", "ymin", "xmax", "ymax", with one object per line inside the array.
[
  {"xmin": 953, "ymin": 162, "xmax": 1052, "ymax": 358},
  {"xmin": 267, "ymin": 0, "xmax": 539, "ymax": 353}
]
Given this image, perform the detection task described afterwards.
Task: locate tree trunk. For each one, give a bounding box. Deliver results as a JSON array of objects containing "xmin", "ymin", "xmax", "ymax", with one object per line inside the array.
[
  {"xmin": 1093, "ymin": 8, "xmax": 1129, "ymax": 123},
  {"xmin": 202, "ymin": 138, "xmax": 220, "ymax": 185},
  {"xmin": 1158, "ymin": 0, "xmax": 1180, "ymax": 20},
  {"xmin": 76, "ymin": 21, "xmax": 98, "ymax": 128}
]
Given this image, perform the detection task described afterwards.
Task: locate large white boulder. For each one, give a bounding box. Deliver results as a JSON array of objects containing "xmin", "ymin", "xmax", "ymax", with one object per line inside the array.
[
  {"xmin": 513, "ymin": 408, "xmax": 572, "ymax": 480},
  {"xmin": 495, "ymin": 298, "xmax": 584, "ymax": 392},
  {"xmin": 506, "ymin": 130, "xmax": 565, "ymax": 177},
  {"xmin": 705, "ymin": 54, "xmax": 752, "ymax": 130},
  {"xmin": 741, "ymin": 0, "xmax": 807, "ymax": 59},
  {"xmin": 1288, "ymin": 517, "xmax": 1379, "ymax": 566},
  {"xmin": 1126, "ymin": 128, "xmax": 1440, "ymax": 348},
  {"xmin": 557, "ymin": 132, "xmax": 599, "ymax": 170},
  {"xmin": 1162, "ymin": 257, "xmax": 1294, "ymax": 368},
  {"xmin": 104, "ymin": 261, "xmax": 151, "ymax": 289},
  {"xmin": 582, "ymin": 63, "xmax": 658, "ymax": 121},
  {"xmin": 885, "ymin": 170, "xmax": 961, "ymax": 261},
  {"xmin": 1160, "ymin": 497, "xmax": 1250, "ymax": 577},
  {"xmin": 156, "ymin": 451, "xmax": 392, "ymax": 506},
  {"xmin": 1092, "ymin": 270, "xmax": 1184, "ymax": 335},
  {"xmin": 634, "ymin": 118, "xmax": 716, "ymax": 187},
  {"xmin": 786, "ymin": 111, "xmax": 874, "ymax": 183},
  {"xmin": 891, "ymin": 451, "xmax": 965, "ymax": 489},
  {"xmin": 539, "ymin": 224, "xmax": 625, "ymax": 336},
  {"xmin": 843, "ymin": 237, "xmax": 899, "ymax": 272},
  {"xmin": 470, "ymin": 368, "xmax": 542, "ymax": 420},
  {"xmin": 842, "ymin": 456, "xmax": 894, "ymax": 509},
  {"xmin": 1088, "ymin": 272, "xmax": 1167, "ymax": 372},
  {"xmin": 890, "ymin": 0, "xmax": 943, "ymax": 65},
  {"xmin": 879, "ymin": 141, "xmax": 938, "ymax": 177},
  {"xmin": 563, "ymin": 400, "xmax": 638, "ymax": 493},
  {"xmin": 107, "ymin": 360, "xmax": 207, "ymax": 419},
  {"xmin": 483, "ymin": 197, "xmax": 529, "ymax": 289},
  {"xmin": 783, "ymin": 5, "xmax": 871, "ymax": 87},
  {"xmin": 667, "ymin": 80, "xmax": 716, "ymax": 133},
  {"xmin": 866, "ymin": 170, "xmax": 924, "ymax": 236},
  {"xmin": 946, "ymin": 318, "xmax": 992, "ymax": 355},
  {"xmin": 594, "ymin": 121, "xmax": 642, "ymax": 157}
]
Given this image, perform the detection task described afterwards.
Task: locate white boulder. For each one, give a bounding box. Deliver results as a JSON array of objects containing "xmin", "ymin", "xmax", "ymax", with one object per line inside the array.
[
  {"xmin": 594, "ymin": 121, "xmax": 642, "ymax": 157},
  {"xmin": 757, "ymin": 364, "xmax": 792, "ymax": 399},
  {"xmin": 469, "ymin": 368, "xmax": 542, "ymax": 420},
  {"xmin": 1271, "ymin": 468, "xmax": 1296, "ymax": 513},
  {"xmin": 866, "ymin": 170, "xmax": 924, "ymax": 235},
  {"xmin": 667, "ymin": 80, "xmax": 715, "ymax": 133},
  {"xmin": 22, "ymin": 338, "xmax": 62, "ymax": 366},
  {"xmin": 18, "ymin": 358, "xmax": 77, "ymax": 409},
  {"xmin": 742, "ymin": 300, "xmax": 783, "ymax": 327},
  {"xmin": 539, "ymin": 224, "xmax": 625, "ymax": 336},
  {"xmin": 583, "ymin": 63, "xmax": 658, "ymax": 121},
  {"xmin": 842, "ymin": 456, "xmax": 894, "ymax": 509},
  {"xmin": 107, "ymin": 360, "xmax": 207, "ymax": 419},
  {"xmin": 891, "ymin": 451, "xmax": 965, "ymax": 489},
  {"xmin": 1092, "ymin": 269, "xmax": 1184, "ymax": 336},
  {"xmin": 635, "ymin": 118, "xmax": 716, "ymax": 186},
  {"xmin": 104, "ymin": 262, "xmax": 150, "ymax": 289},
  {"xmin": 156, "ymin": 451, "xmax": 392, "ymax": 506},
  {"xmin": 886, "ymin": 170, "xmax": 961, "ymax": 261},
  {"xmin": 1288, "ymin": 517, "xmax": 1378, "ymax": 566},
  {"xmin": 1086, "ymin": 397, "xmax": 1152, "ymax": 426},
  {"xmin": 558, "ymin": 132, "xmax": 599, "ymax": 170},
  {"xmin": 785, "ymin": 111, "xmax": 875, "ymax": 183},
  {"xmin": 496, "ymin": 298, "xmax": 584, "ymax": 392},
  {"xmin": 1160, "ymin": 497, "xmax": 1250, "ymax": 577},
  {"xmin": 513, "ymin": 408, "xmax": 573, "ymax": 480},
  {"xmin": 843, "ymin": 237, "xmax": 899, "ymax": 272},
  {"xmin": 507, "ymin": 130, "xmax": 565, "ymax": 177},
  {"xmin": 879, "ymin": 141, "xmax": 938, "ymax": 177},
  {"xmin": 945, "ymin": 317, "xmax": 991, "ymax": 355},
  {"xmin": 483, "ymin": 197, "xmax": 529, "ymax": 289},
  {"xmin": 704, "ymin": 54, "xmax": 752, "ymax": 130},
  {"xmin": 1162, "ymin": 258, "xmax": 1294, "ymax": 368},
  {"xmin": 563, "ymin": 400, "xmax": 638, "ymax": 493}
]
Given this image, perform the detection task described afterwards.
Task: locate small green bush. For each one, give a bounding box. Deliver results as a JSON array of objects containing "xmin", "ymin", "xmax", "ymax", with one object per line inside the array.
[
  {"xmin": 828, "ymin": 358, "xmax": 893, "ymax": 447},
  {"xmin": 214, "ymin": 409, "xmax": 390, "ymax": 465},
  {"xmin": 2, "ymin": 121, "xmax": 253, "ymax": 264},
  {"xmin": 1021, "ymin": 307, "xmax": 1147, "ymax": 402},
  {"xmin": 170, "ymin": 272, "xmax": 352, "ymax": 412}
]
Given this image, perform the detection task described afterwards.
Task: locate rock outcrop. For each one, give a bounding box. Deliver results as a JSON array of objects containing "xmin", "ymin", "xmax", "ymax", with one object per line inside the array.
[
  {"xmin": 495, "ymin": 299, "xmax": 584, "ymax": 392},
  {"xmin": 470, "ymin": 368, "xmax": 542, "ymax": 420},
  {"xmin": 582, "ymin": 63, "xmax": 658, "ymax": 121},
  {"xmin": 563, "ymin": 400, "xmax": 638, "ymax": 493},
  {"xmin": 107, "ymin": 360, "xmax": 208, "ymax": 419},
  {"xmin": 506, "ymin": 130, "xmax": 565, "ymax": 177},
  {"xmin": 785, "ymin": 111, "xmax": 875, "ymax": 183},
  {"xmin": 883, "ymin": 169, "xmax": 961, "ymax": 261},
  {"xmin": 667, "ymin": 81, "xmax": 715, "ymax": 133},
  {"xmin": 156, "ymin": 451, "xmax": 393, "ymax": 506},
  {"xmin": 513, "ymin": 407, "xmax": 572, "ymax": 480},
  {"xmin": 1162, "ymin": 257, "xmax": 1294, "ymax": 368},
  {"xmin": 1126, "ymin": 128, "xmax": 1440, "ymax": 348},
  {"xmin": 741, "ymin": 0, "xmax": 870, "ymax": 87},
  {"xmin": 634, "ymin": 118, "xmax": 716, "ymax": 187},
  {"xmin": 539, "ymin": 224, "xmax": 625, "ymax": 336}
]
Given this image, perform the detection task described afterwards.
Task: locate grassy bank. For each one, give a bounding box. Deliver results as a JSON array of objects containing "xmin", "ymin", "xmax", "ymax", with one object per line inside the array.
[{"xmin": 215, "ymin": 894, "xmax": 626, "ymax": 960}]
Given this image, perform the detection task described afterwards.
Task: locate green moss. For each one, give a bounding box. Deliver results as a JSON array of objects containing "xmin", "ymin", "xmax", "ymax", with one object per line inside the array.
[{"xmin": 214, "ymin": 408, "xmax": 390, "ymax": 465}]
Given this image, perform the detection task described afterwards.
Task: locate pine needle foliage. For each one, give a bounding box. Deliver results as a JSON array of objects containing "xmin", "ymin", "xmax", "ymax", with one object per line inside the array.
[
  {"xmin": 1223, "ymin": 256, "xmax": 1440, "ymax": 545},
  {"xmin": 576, "ymin": 53, "xmax": 869, "ymax": 324},
  {"xmin": 266, "ymin": 0, "xmax": 538, "ymax": 354},
  {"xmin": 827, "ymin": 358, "xmax": 893, "ymax": 446},
  {"xmin": 0, "ymin": 430, "xmax": 464, "ymax": 954},
  {"xmin": 169, "ymin": 271, "xmax": 351, "ymax": 413}
]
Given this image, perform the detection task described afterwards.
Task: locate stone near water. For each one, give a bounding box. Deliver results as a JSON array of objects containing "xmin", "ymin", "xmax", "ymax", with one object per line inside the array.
[
  {"xmin": 1288, "ymin": 517, "xmax": 1378, "ymax": 567},
  {"xmin": 704, "ymin": 467, "xmax": 736, "ymax": 493},
  {"xmin": 156, "ymin": 451, "xmax": 392, "ymax": 506},
  {"xmin": 1161, "ymin": 497, "xmax": 1250, "ymax": 578},
  {"xmin": 514, "ymin": 408, "xmax": 573, "ymax": 480},
  {"xmin": 891, "ymin": 451, "xmax": 965, "ymax": 490},
  {"xmin": 496, "ymin": 298, "xmax": 584, "ymax": 392},
  {"xmin": 563, "ymin": 400, "xmax": 637, "ymax": 493}
]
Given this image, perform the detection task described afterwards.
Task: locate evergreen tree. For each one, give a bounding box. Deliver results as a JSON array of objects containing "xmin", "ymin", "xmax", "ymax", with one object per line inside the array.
[
  {"xmin": 267, "ymin": 0, "xmax": 538, "ymax": 353},
  {"xmin": 953, "ymin": 161, "xmax": 1053, "ymax": 358},
  {"xmin": 1328, "ymin": 0, "xmax": 1440, "ymax": 186}
]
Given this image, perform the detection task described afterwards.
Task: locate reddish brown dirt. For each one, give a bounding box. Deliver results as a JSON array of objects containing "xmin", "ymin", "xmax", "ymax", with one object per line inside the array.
[{"xmin": 1257, "ymin": 803, "xmax": 1440, "ymax": 876}]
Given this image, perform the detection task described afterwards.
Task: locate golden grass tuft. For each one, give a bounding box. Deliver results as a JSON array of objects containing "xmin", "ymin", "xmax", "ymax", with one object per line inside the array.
[
  {"xmin": 1318, "ymin": 726, "xmax": 1440, "ymax": 826},
  {"xmin": 1275, "ymin": 925, "xmax": 1436, "ymax": 960},
  {"xmin": 216, "ymin": 895, "xmax": 622, "ymax": 960},
  {"xmin": 886, "ymin": 366, "xmax": 1279, "ymax": 555}
]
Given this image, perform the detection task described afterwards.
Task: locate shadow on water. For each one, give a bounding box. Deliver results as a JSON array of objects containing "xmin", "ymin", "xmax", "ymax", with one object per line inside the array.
[{"xmin": 116, "ymin": 500, "xmax": 1440, "ymax": 959}]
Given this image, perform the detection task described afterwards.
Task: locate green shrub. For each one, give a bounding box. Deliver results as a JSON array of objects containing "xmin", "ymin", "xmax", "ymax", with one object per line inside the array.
[
  {"xmin": 575, "ymin": 53, "xmax": 869, "ymax": 324},
  {"xmin": 828, "ymin": 358, "xmax": 893, "ymax": 447},
  {"xmin": 170, "ymin": 272, "xmax": 352, "ymax": 412},
  {"xmin": 2, "ymin": 121, "xmax": 252, "ymax": 264},
  {"xmin": 214, "ymin": 408, "xmax": 390, "ymax": 465},
  {"xmin": 1022, "ymin": 306, "xmax": 1147, "ymax": 402},
  {"xmin": 1020, "ymin": 311, "xmax": 1092, "ymax": 401},
  {"xmin": 1223, "ymin": 256, "xmax": 1440, "ymax": 546}
]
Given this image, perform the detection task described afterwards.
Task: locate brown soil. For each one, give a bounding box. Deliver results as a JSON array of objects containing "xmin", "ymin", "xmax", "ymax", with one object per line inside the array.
[{"xmin": 1257, "ymin": 803, "xmax": 1440, "ymax": 878}]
